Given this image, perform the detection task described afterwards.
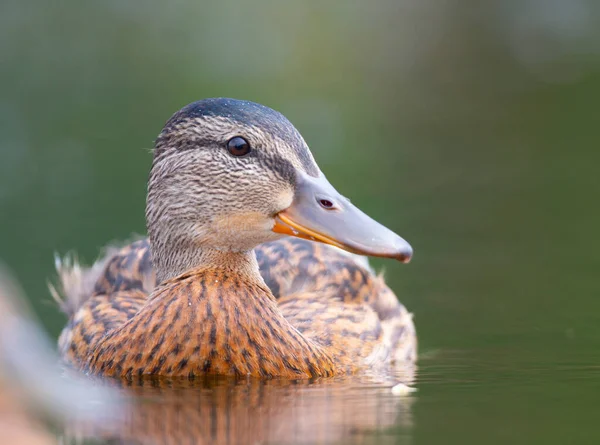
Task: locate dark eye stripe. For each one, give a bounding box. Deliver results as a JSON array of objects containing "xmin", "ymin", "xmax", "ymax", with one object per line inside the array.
[{"xmin": 227, "ymin": 136, "xmax": 251, "ymax": 157}]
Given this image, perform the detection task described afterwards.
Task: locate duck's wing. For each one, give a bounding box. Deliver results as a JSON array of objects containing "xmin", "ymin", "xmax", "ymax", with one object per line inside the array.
[
  {"xmin": 256, "ymin": 238, "xmax": 417, "ymax": 365},
  {"xmin": 86, "ymin": 238, "xmax": 155, "ymax": 302},
  {"xmin": 52, "ymin": 238, "xmax": 154, "ymax": 319}
]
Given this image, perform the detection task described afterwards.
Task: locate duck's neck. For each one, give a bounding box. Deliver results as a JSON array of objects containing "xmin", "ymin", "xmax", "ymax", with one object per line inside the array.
[{"xmin": 152, "ymin": 240, "xmax": 261, "ymax": 285}]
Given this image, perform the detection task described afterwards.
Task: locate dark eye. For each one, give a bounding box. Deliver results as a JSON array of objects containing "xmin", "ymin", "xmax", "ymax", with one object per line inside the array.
[{"xmin": 226, "ymin": 136, "xmax": 251, "ymax": 157}]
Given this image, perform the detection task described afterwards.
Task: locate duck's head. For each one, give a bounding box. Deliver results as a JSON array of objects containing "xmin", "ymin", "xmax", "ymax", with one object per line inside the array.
[{"xmin": 147, "ymin": 98, "xmax": 412, "ymax": 281}]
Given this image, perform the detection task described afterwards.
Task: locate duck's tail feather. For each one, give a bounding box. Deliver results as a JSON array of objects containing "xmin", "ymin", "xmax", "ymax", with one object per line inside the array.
[{"xmin": 49, "ymin": 248, "xmax": 120, "ymax": 317}]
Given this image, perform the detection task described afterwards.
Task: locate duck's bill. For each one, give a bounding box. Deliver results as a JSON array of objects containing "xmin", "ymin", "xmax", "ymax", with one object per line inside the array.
[{"xmin": 272, "ymin": 171, "xmax": 413, "ymax": 263}]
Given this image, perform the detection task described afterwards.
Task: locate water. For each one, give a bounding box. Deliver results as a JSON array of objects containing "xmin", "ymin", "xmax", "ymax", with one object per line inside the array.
[
  {"xmin": 63, "ymin": 375, "xmax": 414, "ymax": 445},
  {"xmin": 52, "ymin": 349, "xmax": 600, "ymax": 444},
  {"xmin": 416, "ymin": 350, "xmax": 600, "ymax": 444}
]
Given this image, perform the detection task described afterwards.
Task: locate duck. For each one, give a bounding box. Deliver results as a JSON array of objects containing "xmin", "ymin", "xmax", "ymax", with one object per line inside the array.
[{"xmin": 54, "ymin": 98, "xmax": 416, "ymax": 379}]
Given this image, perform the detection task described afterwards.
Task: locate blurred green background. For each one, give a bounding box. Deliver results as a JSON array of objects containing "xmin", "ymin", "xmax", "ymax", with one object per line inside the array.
[{"xmin": 1, "ymin": 1, "xmax": 599, "ymax": 443}]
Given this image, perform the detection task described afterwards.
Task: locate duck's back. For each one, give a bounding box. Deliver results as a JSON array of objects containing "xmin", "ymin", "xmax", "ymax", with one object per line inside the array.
[
  {"xmin": 57, "ymin": 237, "xmax": 415, "ymax": 374},
  {"xmin": 256, "ymin": 238, "xmax": 416, "ymax": 365}
]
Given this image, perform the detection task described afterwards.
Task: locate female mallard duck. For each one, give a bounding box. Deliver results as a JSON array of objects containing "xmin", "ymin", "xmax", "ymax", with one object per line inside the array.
[{"xmin": 55, "ymin": 98, "xmax": 416, "ymax": 379}]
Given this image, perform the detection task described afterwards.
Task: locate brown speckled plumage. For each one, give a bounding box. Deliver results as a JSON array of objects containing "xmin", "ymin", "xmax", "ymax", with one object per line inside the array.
[
  {"xmin": 56, "ymin": 98, "xmax": 416, "ymax": 379},
  {"xmin": 59, "ymin": 238, "xmax": 415, "ymax": 378}
]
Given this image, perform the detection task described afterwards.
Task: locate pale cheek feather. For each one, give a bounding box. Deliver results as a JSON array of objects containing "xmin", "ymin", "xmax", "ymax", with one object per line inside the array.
[{"xmin": 273, "ymin": 188, "xmax": 294, "ymax": 213}]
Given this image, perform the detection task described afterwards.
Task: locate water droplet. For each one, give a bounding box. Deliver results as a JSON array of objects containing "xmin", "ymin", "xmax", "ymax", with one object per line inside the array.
[{"xmin": 391, "ymin": 383, "xmax": 417, "ymax": 396}]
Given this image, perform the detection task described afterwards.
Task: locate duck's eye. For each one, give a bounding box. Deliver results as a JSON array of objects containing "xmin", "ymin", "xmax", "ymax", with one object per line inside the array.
[{"xmin": 226, "ymin": 136, "xmax": 251, "ymax": 157}]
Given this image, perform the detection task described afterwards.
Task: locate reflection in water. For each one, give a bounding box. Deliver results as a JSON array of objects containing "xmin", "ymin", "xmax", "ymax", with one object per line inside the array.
[{"xmin": 68, "ymin": 370, "xmax": 416, "ymax": 445}]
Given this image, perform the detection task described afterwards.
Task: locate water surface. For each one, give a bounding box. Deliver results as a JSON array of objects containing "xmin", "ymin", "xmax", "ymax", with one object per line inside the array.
[
  {"xmin": 64, "ymin": 372, "xmax": 416, "ymax": 445},
  {"xmin": 59, "ymin": 345, "xmax": 600, "ymax": 444}
]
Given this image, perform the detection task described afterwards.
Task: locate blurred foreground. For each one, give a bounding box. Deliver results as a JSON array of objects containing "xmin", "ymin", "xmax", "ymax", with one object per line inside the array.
[{"xmin": 0, "ymin": 266, "xmax": 124, "ymax": 444}]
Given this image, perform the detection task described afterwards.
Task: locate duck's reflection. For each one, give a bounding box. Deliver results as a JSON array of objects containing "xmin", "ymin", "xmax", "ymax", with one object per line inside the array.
[{"xmin": 68, "ymin": 369, "xmax": 416, "ymax": 445}]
